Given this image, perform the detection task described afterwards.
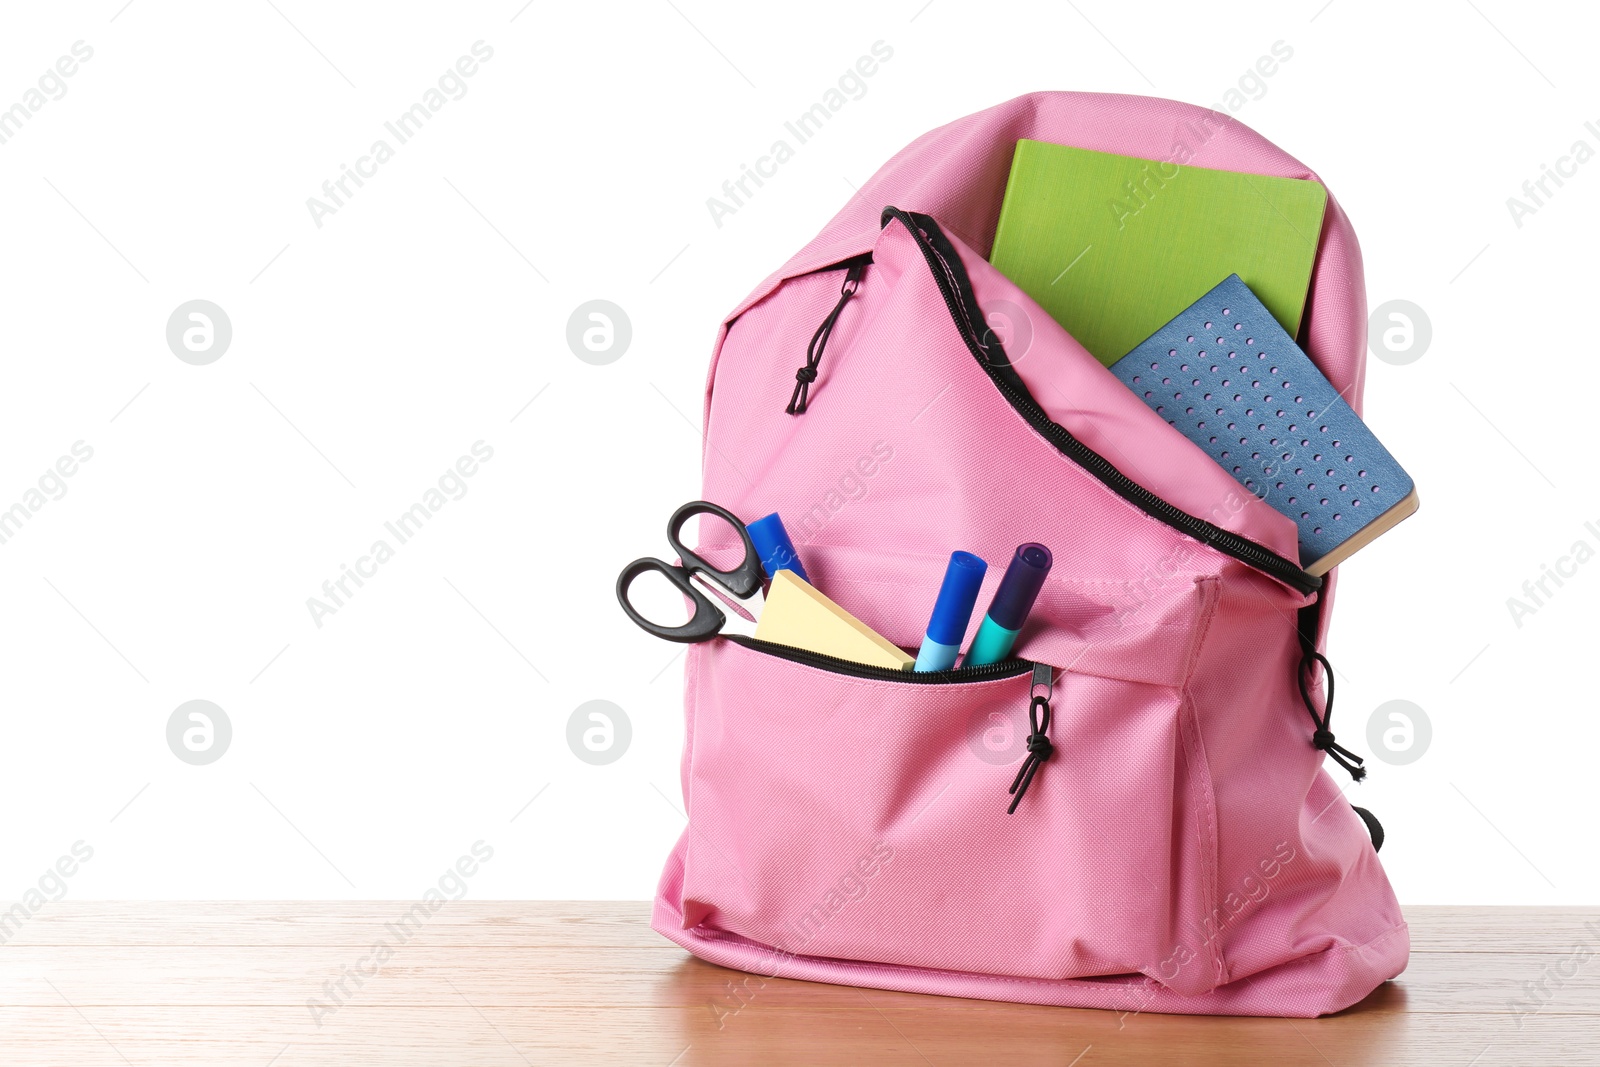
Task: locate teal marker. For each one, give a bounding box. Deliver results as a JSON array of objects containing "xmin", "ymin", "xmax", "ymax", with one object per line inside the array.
[{"xmin": 963, "ymin": 543, "xmax": 1053, "ymax": 666}]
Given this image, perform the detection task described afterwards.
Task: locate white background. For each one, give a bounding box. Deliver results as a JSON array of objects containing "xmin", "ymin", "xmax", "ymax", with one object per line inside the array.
[{"xmin": 0, "ymin": 0, "xmax": 1592, "ymax": 905}]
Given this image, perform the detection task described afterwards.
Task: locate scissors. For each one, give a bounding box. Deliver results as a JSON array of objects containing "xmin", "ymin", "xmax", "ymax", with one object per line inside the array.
[{"xmin": 616, "ymin": 501, "xmax": 767, "ymax": 643}]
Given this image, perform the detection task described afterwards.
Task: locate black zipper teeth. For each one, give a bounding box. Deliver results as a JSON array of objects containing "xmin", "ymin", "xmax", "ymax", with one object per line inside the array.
[
  {"xmin": 987, "ymin": 358, "xmax": 1319, "ymax": 595},
  {"xmin": 725, "ymin": 635, "xmax": 1032, "ymax": 683},
  {"xmin": 883, "ymin": 208, "xmax": 1321, "ymax": 597}
]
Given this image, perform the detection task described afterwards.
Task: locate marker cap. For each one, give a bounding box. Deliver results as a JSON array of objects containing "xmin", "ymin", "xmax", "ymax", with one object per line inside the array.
[
  {"xmin": 746, "ymin": 512, "xmax": 808, "ymax": 583},
  {"xmin": 924, "ymin": 550, "xmax": 988, "ymax": 646},
  {"xmin": 986, "ymin": 543, "xmax": 1053, "ymax": 630}
]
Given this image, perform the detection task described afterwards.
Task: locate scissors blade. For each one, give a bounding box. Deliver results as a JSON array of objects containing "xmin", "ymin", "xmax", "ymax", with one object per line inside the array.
[{"xmin": 692, "ymin": 573, "xmax": 763, "ymax": 638}]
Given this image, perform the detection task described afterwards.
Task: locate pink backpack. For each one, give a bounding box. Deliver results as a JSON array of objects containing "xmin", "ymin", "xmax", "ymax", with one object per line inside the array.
[{"xmin": 653, "ymin": 91, "xmax": 1407, "ymax": 1018}]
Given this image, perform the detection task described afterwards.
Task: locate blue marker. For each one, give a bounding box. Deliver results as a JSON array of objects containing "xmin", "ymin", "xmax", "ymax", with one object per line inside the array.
[
  {"xmin": 963, "ymin": 543, "xmax": 1053, "ymax": 666},
  {"xmin": 745, "ymin": 512, "xmax": 808, "ymax": 584},
  {"xmin": 915, "ymin": 551, "xmax": 988, "ymax": 671}
]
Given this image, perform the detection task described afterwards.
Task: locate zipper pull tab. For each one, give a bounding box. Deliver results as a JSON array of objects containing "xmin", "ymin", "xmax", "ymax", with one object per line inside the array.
[
  {"xmin": 787, "ymin": 262, "xmax": 865, "ymax": 415},
  {"xmin": 1007, "ymin": 663, "xmax": 1055, "ymax": 814},
  {"xmin": 1030, "ymin": 661, "xmax": 1053, "ymax": 701}
]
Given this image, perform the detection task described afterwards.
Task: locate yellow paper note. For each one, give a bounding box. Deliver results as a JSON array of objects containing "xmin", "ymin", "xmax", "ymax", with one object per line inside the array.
[{"xmin": 754, "ymin": 571, "xmax": 914, "ymax": 671}]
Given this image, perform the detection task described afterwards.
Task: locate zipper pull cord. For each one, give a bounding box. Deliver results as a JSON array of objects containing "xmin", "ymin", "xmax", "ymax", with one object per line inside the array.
[
  {"xmin": 1297, "ymin": 647, "xmax": 1366, "ymax": 781},
  {"xmin": 787, "ymin": 264, "xmax": 864, "ymax": 415},
  {"xmin": 1007, "ymin": 664, "xmax": 1055, "ymax": 813}
]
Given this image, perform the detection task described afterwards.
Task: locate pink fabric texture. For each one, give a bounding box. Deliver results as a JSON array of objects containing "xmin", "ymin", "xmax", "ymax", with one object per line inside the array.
[{"xmin": 654, "ymin": 92, "xmax": 1406, "ymax": 1018}]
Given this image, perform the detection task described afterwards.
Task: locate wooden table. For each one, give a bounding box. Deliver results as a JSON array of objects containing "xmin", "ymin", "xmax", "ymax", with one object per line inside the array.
[{"xmin": 2, "ymin": 904, "xmax": 1595, "ymax": 1065}]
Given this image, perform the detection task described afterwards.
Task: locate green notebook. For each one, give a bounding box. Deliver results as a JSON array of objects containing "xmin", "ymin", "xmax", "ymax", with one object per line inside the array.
[{"xmin": 989, "ymin": 140, "xmax": 1328, "ymax": 367}]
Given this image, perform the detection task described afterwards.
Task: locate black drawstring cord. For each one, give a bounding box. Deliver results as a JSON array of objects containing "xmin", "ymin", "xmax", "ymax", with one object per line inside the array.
[
  {"xmin": 1007, "ymin": 693, "xmax": 1054, "ymax": 814},
  {"xmin": 787, "ymin": 263, "xmax": 864, "ymax": 414},
  {"xmin": 1297, "ymin": 646, "xmax": 1365, "ymax": 781}
]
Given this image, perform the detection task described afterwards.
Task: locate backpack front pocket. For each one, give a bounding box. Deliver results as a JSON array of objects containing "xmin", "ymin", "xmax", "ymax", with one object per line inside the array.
[{"xmin": 674, "ymin": 609, "xmax": 1227, "ymax": 994}]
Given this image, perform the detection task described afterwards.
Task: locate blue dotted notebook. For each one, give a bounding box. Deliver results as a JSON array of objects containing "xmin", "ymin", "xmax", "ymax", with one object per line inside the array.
[{"xmin": 1108, "ymin": 275, "xmax": 1417, "ymax": 575}]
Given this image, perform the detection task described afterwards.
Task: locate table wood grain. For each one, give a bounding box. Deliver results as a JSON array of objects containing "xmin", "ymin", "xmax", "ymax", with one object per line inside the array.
[{"xmin": 2, "ymin": 903, "xmax": 1595, "ymax": 1065}]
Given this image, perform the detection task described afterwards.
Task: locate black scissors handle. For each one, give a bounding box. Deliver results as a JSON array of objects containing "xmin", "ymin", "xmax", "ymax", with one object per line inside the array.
[{"xmin": 616, "ymin": 501, "xmax": 765, "ymax": 643}]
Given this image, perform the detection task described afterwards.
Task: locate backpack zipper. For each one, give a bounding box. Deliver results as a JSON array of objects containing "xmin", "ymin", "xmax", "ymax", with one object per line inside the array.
[
  {"xmin": 1008, "ymin": 662, "xmax": 1055, "ymax": 813},
  {"xmin": 787, "ymin": 258, "xmax": 869, "ymax": 415},
  {"xmin": 880, "ymin": 206, "xmax": 1322, "ymax": 597},
  {"xmin": 725, "ymin": 634, "xmax": 1031, "ymax": 683}
]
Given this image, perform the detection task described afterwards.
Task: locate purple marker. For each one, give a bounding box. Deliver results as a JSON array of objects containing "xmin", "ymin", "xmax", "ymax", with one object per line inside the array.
[{"xmin": 962, "ymin": 544, "xmax": 1053, "ymax": 666}]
